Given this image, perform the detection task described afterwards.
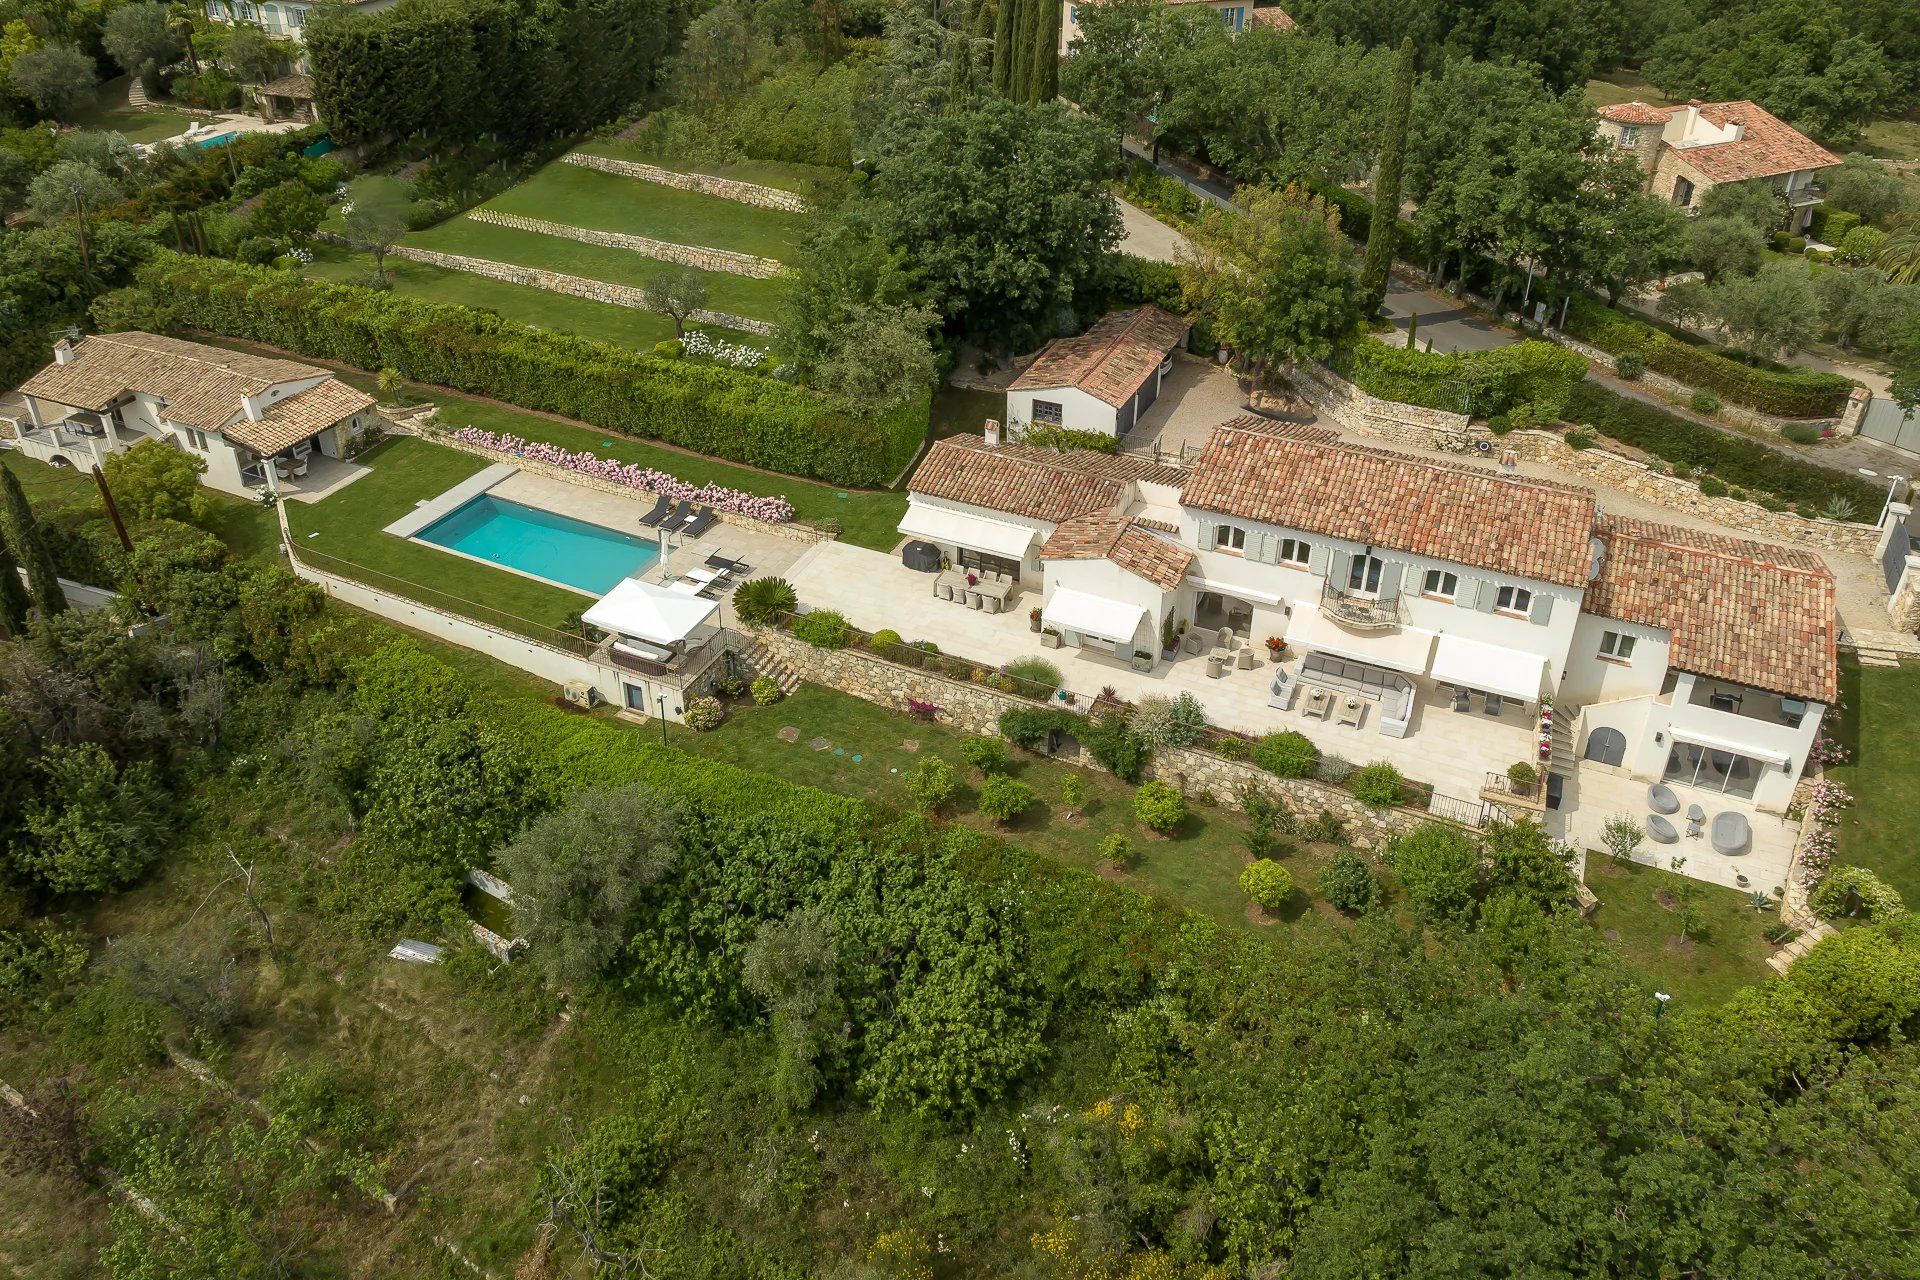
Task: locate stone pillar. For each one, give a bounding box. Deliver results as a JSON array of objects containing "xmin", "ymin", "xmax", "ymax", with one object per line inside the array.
[
  {"xmin": 1874, "ymin": 501, "xmax": 1910, "ymax": 563},
  {"xmin": 1835, "ymin": 387, "xmax": 1871, "ymax": 439},
  {"xmin": 1888, "ymin": 552, "xmax": 1920, "ymax": 632}
]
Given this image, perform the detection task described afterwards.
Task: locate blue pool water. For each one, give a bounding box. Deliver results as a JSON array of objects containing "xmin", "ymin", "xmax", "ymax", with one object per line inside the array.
[
  {"xmin": 415, "ymin": 495, "xmax": 659, "ymax": 594},
  {"xmin": 195, "ymin": 131, "xmax": 239, "ymax": 148}
]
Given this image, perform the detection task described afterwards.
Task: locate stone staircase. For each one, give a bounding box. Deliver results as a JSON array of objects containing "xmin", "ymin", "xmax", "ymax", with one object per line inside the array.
[
  {"xmin": 741, "ymin": 634, "xmax": 802, "ymax": 696},
  {"xmin": 1840, "ymin": 627, "xmax": 1920, "ymax": 668},
  {"xmin": 1548, "ymin": 701, "xmax": 1578, "ymax": 775},
  {"xmin": 126, "ymin": 77, "xmax": 150, "ymax": 109}
]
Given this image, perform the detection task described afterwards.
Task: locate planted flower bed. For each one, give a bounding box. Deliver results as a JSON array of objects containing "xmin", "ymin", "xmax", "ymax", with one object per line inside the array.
[{"xmin": 450, "ymin": 426, "xmax": 796, "ymax": 522}]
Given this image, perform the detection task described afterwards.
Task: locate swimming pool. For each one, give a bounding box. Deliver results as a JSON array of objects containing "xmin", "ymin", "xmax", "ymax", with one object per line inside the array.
[
  {"xmin": 194, "ymin": 131, "xmax": 239, "ymax": 149},
  {"xmin": 415, "ymin": 494, "xmax": 659, "ymax": 594}
]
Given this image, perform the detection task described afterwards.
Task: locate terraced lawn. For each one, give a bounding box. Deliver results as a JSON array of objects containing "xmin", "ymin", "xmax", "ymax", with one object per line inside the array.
[
  {"xmin": 73, "ymin": 77, "xmax": 197, "ymax": 143},
  {"xmin": 302, "ymin": 245, "xmax": 766, "ymax": 350},
  {"xmin": 406, "ymin": 216, "xmax": 790, "ymax": 322},
  {"xmin": 572, "ymin": 138, "xmax": 842, "ymax": 194},
  {"xmin": 484, "ymin": 160, "xmax": 805, "ymax": 261}
]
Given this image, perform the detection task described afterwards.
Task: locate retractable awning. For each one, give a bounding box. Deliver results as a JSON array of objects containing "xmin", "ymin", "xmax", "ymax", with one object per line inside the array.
[
  {"xmin": 1284, "ymin": 605, "xmax": 1436, "ymax": 674},
  {"xmin": 1669, "ymin": 727, "xmax": 1792, "ymax": 767},
  {"xmin": 583, "ymin": 578, "xmax": 718, "ymax": 646},
  {"xmin": 1429, "ymin": 633, "xmax": 1549, "ymax": 703},
  {"xmin": 1045, "ymin": 587, "xmax": 1148, "ymax": 646},
  {"xmin": 898, "ymin": 501, "xmax": 1037, "ymax": 561}
]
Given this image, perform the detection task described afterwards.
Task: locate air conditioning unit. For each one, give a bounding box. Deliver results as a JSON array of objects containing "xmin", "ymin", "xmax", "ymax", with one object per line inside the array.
[{"xmin": 562, "ymin": 679, "xmax": 598, "ymax": 708}]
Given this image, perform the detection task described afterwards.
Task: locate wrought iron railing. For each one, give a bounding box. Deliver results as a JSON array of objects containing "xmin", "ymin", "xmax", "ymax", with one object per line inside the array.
[{"xmin": 1319, "ymin": 580, "xmax": 1407, "ymax": 631}]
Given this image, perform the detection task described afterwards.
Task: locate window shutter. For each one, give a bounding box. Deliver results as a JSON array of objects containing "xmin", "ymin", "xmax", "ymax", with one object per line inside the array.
[
  {"xmin": 1196, "ymin": 516, "xmax": 1214, "ymax": 550},
  {"xmin": 1474, "ymin": 579, "xmax": 1498, "ymax": 613},
  {"xmin": 1529, "ymin": 592, "xmax": 1554, "ymax": 626},
  {"xmin": 1454, "ymin": 576, "xmax": 1478, "ymax": 609},
  {"xmin": 1329, "ymin": 550, "xmax": 1351, "ymax": 590},
  {"xmin": 1307, "ymin": 543, "xmax": 1330, "ymax": 575},
  {"xmin": 1254, "ymin": 531, "xmax": 1277, "ymax": 564},
  {"xmin": 1377, "ymin": 561, "xmax": 1404, "ymax": 603}
]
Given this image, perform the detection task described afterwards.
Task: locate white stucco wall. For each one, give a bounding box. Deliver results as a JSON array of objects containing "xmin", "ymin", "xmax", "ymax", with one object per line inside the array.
[
  {"xmin": 1007, "ymin": 385, "xmax": 1118, "ymax": 437},
  {"xmin": 1558, "ymin": 614, "xmax": 1673, "ymax": 707},
  {"xmin": 1041, "ymin": 557, "xmax": 1172, "ymax": 652}
]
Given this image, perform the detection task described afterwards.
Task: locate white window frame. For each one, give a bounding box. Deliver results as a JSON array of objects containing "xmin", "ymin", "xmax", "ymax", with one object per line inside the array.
[
  {"xmin": 1348, "ymin": 553, "xmax": 1384, "ymax": 596},
  {"xmin": 1494, "ymin": 584, "xmax": 1533, "ymax": 616},
  {"xmin": 1599, "ymin": 630, "xmax": 1636, "ymax": 662},
  {"xmin": 1421, "ymin": 569, "xmax": 1458, "ymax": 600},
  {"xmin": 178, "ymin": 426, "xmax": 209, "ymax": 451},
  {"xmin": 1214, "ymin": 524, "xmax": 1247, "ymax": 553},
  {"xmin": 1031, "ymin": 399, "xmax": 1063, "ymax": 426},
  {"xmin": 1279, "ymin": 537, "xmax": 1311, "ymax": 567}
]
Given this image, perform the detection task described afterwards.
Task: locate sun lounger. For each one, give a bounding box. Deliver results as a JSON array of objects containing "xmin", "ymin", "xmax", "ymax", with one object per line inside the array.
[
  {"xmin": 683, "ymin": 506, "xmax": 718, "ymax": 538},
  {"xmin": 705, "ymin": 552, "xmax": 748, "ymax": 574},
  {"xmin": 662, "ymin": 500, "xmax": 693, "ymax": 533},
  {"xmin": 637, "ymin": 495, "xmax": 674, "ymax": 527}
]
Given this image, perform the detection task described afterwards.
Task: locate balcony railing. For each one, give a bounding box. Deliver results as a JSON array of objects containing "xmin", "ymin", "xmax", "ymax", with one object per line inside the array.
[{"xmin": 1319, "ymin": 580, "xmax": 1407, "ymax": 631}]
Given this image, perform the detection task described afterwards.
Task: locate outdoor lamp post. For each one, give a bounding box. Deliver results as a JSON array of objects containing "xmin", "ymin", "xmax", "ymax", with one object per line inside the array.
[{"xmin": 655, "ymin": 690, "xmax": 669, "ymax": 746}]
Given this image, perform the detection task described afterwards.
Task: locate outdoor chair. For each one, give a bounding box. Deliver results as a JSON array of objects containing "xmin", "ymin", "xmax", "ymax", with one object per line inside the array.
[
  {"xmin": 1645, "ymin": 814, "xmax": 1678, "ymax": 844},
  {"xmin": 937, "ymin": 582, "xmax": 954, "ymax": 601},
  {"xmin": 292, "ymin": 457, "xmax": 310, "ymax": 478},
  {"xmin": 1449, "ymin": 686, "xmax": 1470, "ymax": 713},
  {"xmin": 983, "ymin": 594, "xmax": 1002, "ymax": 614},
  {"xmin": 965, "ymin": 590, "xmax": 983, "ymax": 609},
  {"xmin": 1482, "ymin": 692, "xmax": 1504, "ymax": 716},
  {"xmin": 1206, "ymin": 654, "xmax": 1227, "ymax": 678},
  {"xmin": 705, "ymin": 553, "xmax": 748, "ymax": 574},
  {"xmin": 683, "ymin": 506, "xmax": 718, "ymax": 538},
  {"xmin": 662, "ymin": 500, "xmax": 693, "ymax": 533},
  {"xmin": 1647, "ymin": 784, "xmax": 1680, "ymax": 815},
  {"xmin": 1235, "ymin": 647, "xmax": 1257, "ymax": 670},
  {"xmin": 1686, "ymin": 804, "xmax": 1706, "ymax": 839},
  {"xmin": 1711, "ymin": 811, "xmax": 1751, "ymax": 855},
  {"xmin": 638, "ymin": 495, "xmax": 674, "ymax": 527}
]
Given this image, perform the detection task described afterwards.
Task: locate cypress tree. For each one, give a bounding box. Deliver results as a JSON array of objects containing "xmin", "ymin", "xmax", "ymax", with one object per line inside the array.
[
  {"xmin": 0, "ymin": 529, "xmax": 28, "ymax": 637},
  {"xmin": 1025, "ymin": 0, "xmax": 1058, "ymax": 103},
  {"xmin": 991, "ymin": 0, "xmax": 1017, "ymax": 97},
  {"xmin": 1360, "ymin": 37, "xmax": 1416, "ymax": 316},
  {"xmin": 1, "ymin": 468, "xmax": 67, "ymax": 621}
]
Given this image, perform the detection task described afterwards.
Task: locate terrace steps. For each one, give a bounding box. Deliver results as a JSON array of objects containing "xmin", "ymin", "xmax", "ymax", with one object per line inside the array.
[
  {"xmin": 742, "ymin": 635, "xmax": 803, "ymax": 696},
  {"xmin": 127, "ymin": 77, "xmax": 150, "ymax": 109}
]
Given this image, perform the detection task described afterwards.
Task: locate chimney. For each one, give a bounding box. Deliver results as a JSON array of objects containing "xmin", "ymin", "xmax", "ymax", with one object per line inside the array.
[
  {"xmin": 241, "ymin": 392, "xmax": 265, "ymax": 422},
  {"xmin": 1728, "ymin": 119, "xmax": 1746, "ymax": 141},
  {"xmin": 52, "ymin": 337, "xmax": 74, "ymax": 366},
  {"xmin": 984, "ymin": 417, "xmax": 1002, "ymax": 446},
  {"xmin": 1683, "ymin": 101, "xmax": 1702, "ymax": 135}
]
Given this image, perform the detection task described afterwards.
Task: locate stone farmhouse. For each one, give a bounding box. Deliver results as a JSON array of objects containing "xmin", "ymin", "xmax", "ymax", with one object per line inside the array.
[
  {"xmin": 1596, "ymin": 99, "xmax": 1840, "ymax": 233},
  {"xmin": 1061, "ymin": 0, "xmax": 1293, "ymax": 51}
]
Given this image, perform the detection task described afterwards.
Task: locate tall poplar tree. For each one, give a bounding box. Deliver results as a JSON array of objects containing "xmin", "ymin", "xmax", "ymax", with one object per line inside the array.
[
  {"xmin": 1360, "ymin": 37, "xmax": 1415, "ymax": 316},
  {"xmin": 0, "ymin": 528, "xmax": 29, "ymax": 637},
  {"xmin": 1, "ymin": 468, "xmax": 66, "ymax": 620}
]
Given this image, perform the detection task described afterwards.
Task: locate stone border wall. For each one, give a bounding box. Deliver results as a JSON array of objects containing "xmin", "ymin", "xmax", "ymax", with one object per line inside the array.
[
  {"xmin": 750, "ymin": 626, "xmax": 1465, "ymax": 849},
  {"xmin": 563, "ymin": 152, "xmax": 810, "ymax": 213},
  {"xmin": 1545, "ymin": 331, "xmax": 1837, "ymax": 433},
  {"xmin": 1287, "ymin": 359, "xmax": 1879, "ymax": 558},
  {"xmin": 468, "ymin": 209, "xmax": 786, "ymax": 279},
  {"xmin": 382, "ymin": 244, "xmax": 776, "ymax": 337}
]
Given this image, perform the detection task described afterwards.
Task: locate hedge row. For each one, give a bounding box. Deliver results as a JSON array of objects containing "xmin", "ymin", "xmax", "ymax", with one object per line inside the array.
[
  {"xmin": 1562, "ymin": 381, "xmax": 1881, "ymax": 513},
  {"xmin": 1562, "ymin": 296, "xmax": 1853, "ymax": 419},
  {"xmin": 141, "ymin": 253, "xmax": 927, "ymax": 488},
  {"xmin": 1332, "ymin": 337, "xmax": 1588, "ymax": 418}
]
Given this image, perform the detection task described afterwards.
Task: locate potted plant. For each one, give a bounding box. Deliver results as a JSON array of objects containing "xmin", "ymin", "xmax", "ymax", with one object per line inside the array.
[
  {"xmin": 1162, "ymin": 616, "xmax": 1177, "ymax": 659},
  {"xmin": 1040, "ymin": 627, "xmax": 1061, "ymax": 649},
  {"xmin": 1265, "ymin": 635, "xmax": 1285, "ymax": 663},
  {"xmin": 966, "ymin": 571, "xmax": 979, "ymax": 587},
  {"xmin": 1030, "ymin": 606, "xmax": 1042, "ymax": 633}
]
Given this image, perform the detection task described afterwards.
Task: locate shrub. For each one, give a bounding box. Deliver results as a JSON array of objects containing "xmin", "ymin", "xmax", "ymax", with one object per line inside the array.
[
  {"xmin": 1506, "ymin": 761, "xmax": 1537, "ymax": 791},
  {"xmin": 1240, "ymin": 859, "xmax": 1294, "ymax": 910},
  {"xmin": 1002, "ymin": 656, "xmax": 1064, "ymax": 695},
  {"xmin": 905, "ymin": 756, "xmax": 957, "ymax": 814},
  {"xmin": 1561, "ymin": 382, "xmax": 1879, "ymax": 511},
  {"xmin": 1349, "ymin": 761, "xmax": 1405, "ymax": 808},
  {"xmin": 977, "ymin": 774, "xmax": 1035, "ymax": 824},
  {"xmin": 1390, "ymin": 824, "xmax": 1479, "ymax": 923},
  {"xmin": 1808, "ymin": 865, "xmax": 1906, "ymax": 923},
  {"xmin": 1314, "ymin": 755, "xmax": 1355, "ymax": 785},
  {"xmin": 997, "ymin": 706, "xmax": 1081, "ymax": 752},
  {"xmin": 734, "ymin": 577, "xmax": 797, "ymax": 626},
  {"xmin": 1302, "ymin": 809, "xmax": 1346, "ymax": 844},
  {"xmin": 1214, "ymin": 735, "xmax": 1251, "ymax": 761},
  {"xmin": 1018, "ymin": 423, "xmax": 1119, "ymax": 453},
  {"xmin": 1082, "ymin": 712, "xmax": 1150, "ymax": 782},
  {"xmin": 138, "ymin": 252, "xmax": 925, "ymax": 487},
  {"xmin": 1318, "ymin": 852, "xmax": 1379, "ymax": 915},
  {"xmin": 1244, "ymin": 789, "xmax": 1297, "ymax": 859},
  {"xmin": 1331, "ymin": 337, "xmax": 1587, "ymax": 418},
  {"xmin": 1097, "ymin": 832, "xmax": 1135, "ymax": 869},
  {"xmin": 1251, "ymin": 730, "xmax": 1318, "ymax": 779},
  {"xmin": 1132, "ymin": 780, "xmax": 1188, "ymax": 834},
  {"xmin": 749, "ymin": 675, "xmax": 785, "ymax": 706},
  {"xmin": 791, "ymin": 609, "xmax": 849, "ymax": 649},
  {"xmin": 1690, "ymin": 389, "xmax": 1721, "ymax": 414},
  {"xmin": 1699, "ymin": 474, "xmax": 1733, "ymax": 498},
  {"xmin": 1129, "ymin": 693, "xmax": 1207, "ymax": 749},
  {"xmin": 870, "ymin": 628, "xmax": 903, "ymax": 653},
  {"xmin": 1820, "ymin": 495, "xmax": 1859, "ymax": 521},
  {"xmin": 1060, "ymin": 774, "xmax": 1087, "ymax": 811},
  {"xmin": 1564, "ymin": 427, "xmax": 1596, "ymax": 450},
  {"xmin": 1613, "ymin": 352, "xmax": 1644, "ymax": 380},
  {"xmin": 1780, "ymin": 423, "xmax": 1822, "ymax": 446},
  {"xmin": 960, "ymin": 736, "xmax": 1006, "ymax": 775},
  {"xmin": 681, "ymin": 696, "xmax": 724, "ymax": 732}
]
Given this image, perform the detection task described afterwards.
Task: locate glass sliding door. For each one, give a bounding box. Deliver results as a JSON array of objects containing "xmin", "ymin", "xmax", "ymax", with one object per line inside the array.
[{"xmin": 1662, "ymin": 742, "xmax": 1761, "ymax": 799}]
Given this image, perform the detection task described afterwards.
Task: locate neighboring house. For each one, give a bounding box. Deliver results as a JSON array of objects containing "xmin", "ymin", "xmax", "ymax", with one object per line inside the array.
[
  {"xmin": 1597, "ymin": 99, "xmax": 1840, "ymax": 233},
  {"xmin": 1061, "ymin": 0, "xmax": 1292, "ymax": 53},
  {"xmin": 1006, "ymin": 305, "xmax": 1190, "ymax": 440},
  {"xmin": 900, "ymin": 417, "xmax": 1836, "ymax": 812},
  {"xmin": 204, "ymin": 0, "xmax": 400, "ymax": 44},
  {"xmin": 11, "ymin": 332, "xmax": 375, "ymax": 498}
]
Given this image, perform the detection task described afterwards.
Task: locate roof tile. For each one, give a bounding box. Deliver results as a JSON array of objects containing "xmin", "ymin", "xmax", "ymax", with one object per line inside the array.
[
  {"xmin": 908, "ymin": 437, "xmax": 1181, "ymax": 523},
  {"xmin": 1041, "ymin": 515, "xmax": 1194, "ymax": 590},
  {"xmin": 1009, "ymin": 306, "xmax": 1190, "ymax": 408}
]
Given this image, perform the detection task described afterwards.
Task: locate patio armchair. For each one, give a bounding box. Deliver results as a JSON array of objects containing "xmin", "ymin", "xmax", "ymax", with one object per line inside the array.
[
  {"xmin": 966, "ymin": 589, "xmax": 983, "ymax": 609},
  {"xmin": 1235, "ymin": 647, "xmax": 1257, "ymax": 671},
  {"xmin": 292, "ymin": 456, "xmax": 310, "ymax": 478},
  {"xmin": 638, "ymin": 495, "xmax": 674, "ymax": 527},
  {"xmin": 1482, "ymin": 692, "xmax": 1504, "ymax": 717},
  {"xmin": 1711, "ymin": 811, "xmax": 1751, "ymax": 855},
  {"xmin": 1645, "ymin": 814, "xmax": 1678, "ymax": 844},
  {"xmin": 1449, "ymin": 686, "xmax": 1471, "ymax": 713},
  {"xmin": 937, "ymin": 581, "xmax": 955, "ymax": 601}
]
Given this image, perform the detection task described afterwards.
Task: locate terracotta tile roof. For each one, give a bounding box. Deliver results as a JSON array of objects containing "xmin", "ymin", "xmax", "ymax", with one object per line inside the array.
[
  {"xmin": 1041, "ymin": 515, "xmax": 1194, "ymax": 591},
  {"xmin": 1133, "ymin": 516, "xmax": 1180, "ymax": 533},
  {"xmin": 1588, "ymin": 516, "xmax": 1836, "ymax": 702},
  {"xmin": 259, "ymin": 73, "xmax": 315, "ymax": 99},
  {"xmin": 1179, "ymin": 419, "xmax": 1598, "ymax": 586},
  {"xmin": 229, "ymin": 379, "xmax": 374, "ymax": 455},
  {"xmin": 19, "ymin": 332, "xmax": 340, "ymax": 435},
  {"xmin": 1009, "ymin": 306, "xmax": 1190, "ymax": 408},
  {"xmin": 1247, "ymin": 5, "xmax": 1296, "ymax": 28},
  {"xmin": 908, "ymin": 437, "xmax": 1180, "ymax": 523},
  {"xmin": 1599, "ymin": 100, "xmax": 1671, "ymax": 126}
]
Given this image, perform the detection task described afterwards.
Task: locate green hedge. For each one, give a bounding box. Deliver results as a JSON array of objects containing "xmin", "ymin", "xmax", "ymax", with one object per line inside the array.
[
  {"xmin": 1331, "ymin": 337, "xmax": 1587, "ymax": 418},
  {"xmin": 1311, "ymin": 181, "xmax": 1424, "ymax": 264},
  {"xmin": 1562, "ymin": 296, "xmax": 1852, "ymax": 419},
  {"xmin": 142, "ymin": 253, "xmax": 927, "ymax": 488},
  {"xmin": 1562, "ymin": 382, "xmax": 1880, "ymax": 513}
]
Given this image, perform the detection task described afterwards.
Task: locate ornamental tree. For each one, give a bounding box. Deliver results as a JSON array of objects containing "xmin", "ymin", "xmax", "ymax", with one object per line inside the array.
[
  {"xmin": 1181, "ymin": 183, "xmax": 1365, "ymax": 367},
  {"xmin": 1240, "ymin": 858, "xmax": 1293, "ymax": 910},
  {"xmin": 1133, "ymin": 779, "xmax": 1188, "ymax": 834},
  {"xmin": 103, "ymin": 438, "xmax": 210, "ymax": 524}
]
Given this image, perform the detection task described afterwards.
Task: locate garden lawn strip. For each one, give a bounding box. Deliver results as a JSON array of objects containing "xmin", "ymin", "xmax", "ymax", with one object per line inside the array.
[
  {"xmin": 571, "ymin": 139, "xmax": 843, "ymax": 194},
  {"xmin": 1828, "ymin": 655, "xmax": 1920, "ymax": 903},
  {"xmin": 485, "ymin": 161, "xmax": 805, "ymax": 261},
  {"xmin": 1583, "ymin": 855, "xmax": 1777, "ymax": 1007}
]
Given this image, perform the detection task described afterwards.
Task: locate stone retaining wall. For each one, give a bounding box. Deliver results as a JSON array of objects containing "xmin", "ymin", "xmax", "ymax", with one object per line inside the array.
[
  {"xmin": 751, "ymin": 626, "xmax": 1461, "ymax": 849},
  {"xmin": 382, "ymin": 244, "xmax": 777, "ymax": 337},
  {"xmin": 468, "ymin": 209, "xmax": 787, "ymax": 279},
  {"xmin": 1287, "ymin": 359, "xmax": 1879, "ymax": 558},
  {"xmin": 563, "ymin": 152, "xmax": 811, "ymax": 213},
  {"xmin": 1546, "ymin": 331, "xmax": 1837, "ymax": 433}
]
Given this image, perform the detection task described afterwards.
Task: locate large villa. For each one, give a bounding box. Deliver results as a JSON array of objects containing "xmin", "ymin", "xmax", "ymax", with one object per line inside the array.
[{"xmin": 789, "ymin": 417, "xmax": 1838, "ymax": 890}]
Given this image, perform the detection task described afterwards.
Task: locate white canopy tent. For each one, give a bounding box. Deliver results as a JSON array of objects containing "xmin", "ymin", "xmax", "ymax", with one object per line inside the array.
[
  {"xmin": 1284, "ymin": 605, "xmax": 1435, "ymax": 675},
  {"xmin": 583, "ymin": 578, "xmax": 719, "ymax": 647},
  {"xmin": 899, "ymin": 500, "xmax": 1039, "ymax": 561},
  {"xmin": 1045, "ymin": 587, "xmax": 1148, "ymax": 646},
  {"xmin": 1429, "ymin": 633, "xmax": 1549, "ymax": 702}
]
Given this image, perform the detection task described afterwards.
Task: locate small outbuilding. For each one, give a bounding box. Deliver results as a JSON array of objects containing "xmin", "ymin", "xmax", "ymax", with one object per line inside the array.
[{"xmin": 1006, "ymin": 305, "xmax": 1190, "ymax": 440}]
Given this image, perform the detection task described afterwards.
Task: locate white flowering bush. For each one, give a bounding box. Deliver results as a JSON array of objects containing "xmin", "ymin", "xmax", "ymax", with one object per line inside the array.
[
  {"xmin": 681, "ymin": 329, "xmax": 767, "ymax": 370},
  {"xmin": 449, "ymin": 427, "xmax": 796, "ymax": 522},
  {"xmin": 291, "ymin": 246, "xmax": 314, "ymax": 265}
]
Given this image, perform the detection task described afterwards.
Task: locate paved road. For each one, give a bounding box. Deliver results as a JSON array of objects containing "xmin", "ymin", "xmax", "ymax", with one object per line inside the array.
[
  {"xmin": 1115, "ymin": 196, "xmax": 1191, "ymax": 264},
  {"xmin": 1381, "ymin": 278, "xmax": 1520, "ymax": 355}
]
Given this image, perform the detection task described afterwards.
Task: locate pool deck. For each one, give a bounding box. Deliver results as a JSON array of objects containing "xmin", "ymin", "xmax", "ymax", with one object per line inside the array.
[{"xmin": 383, "ymin": 463, "xmax": 517, "ymax": 537}]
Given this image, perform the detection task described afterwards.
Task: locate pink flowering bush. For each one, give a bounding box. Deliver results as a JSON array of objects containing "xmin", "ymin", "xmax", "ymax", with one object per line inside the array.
[
  {"xmin": 1807, "ymin": 733, "xmax": 1850, "ymax": 767},
  {"xmin": 1796, "ymin": 776, "xmax": 1853, "ymax": 878},
  {"xmin": 449, "ymin": 427, "xmax": 795, "ymax": 523}
]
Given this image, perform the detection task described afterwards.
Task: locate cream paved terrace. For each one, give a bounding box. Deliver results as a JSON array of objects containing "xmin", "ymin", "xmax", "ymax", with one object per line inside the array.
[
  {"xmin": 786, "ymin": 541, "xmax": 1532, "ymax": 805},
  {"xmin": 1547, "ymin": 765, "xmax": 1798, "ymax": 895}
]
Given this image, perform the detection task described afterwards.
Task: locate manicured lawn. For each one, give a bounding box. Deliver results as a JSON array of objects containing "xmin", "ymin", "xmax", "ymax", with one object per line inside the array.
[
  {"xmin": 1857, "ymin": 116, "xmax": 1920, "ymax": 163},
  {"xmin": 406, "ymin": 216, "xmax": 792, "ymax": 321},
  {"xmin": 284, "ymin": 435, "xmax": 593, "ymax": 639},
  {"xmin": 430, "ymin": 396, "xmax": 908, "ymax": 550},
  {"xmin": 485, "ymin": 160, "xmax": 805, "ymax": 261},
  {"xmin": 1582, "ymin": 71, "xmax": 1677, "ymax": 111},
  {"xmin": 302, "ymin": 244, "xmax": 745, "ymax": 350},
  {"xmin": 1827, "ymin": 655, "xmax": 1920, "ymax": 902},
  {"xmin": 574, "ymin": 138, "xmax": 842, "ymax": 194},
  {"xmin": 1584, "ymin": 854, "xmax": 1778, "ymax": 1008},
  {"xmin": 72, "ymin": 77, "xmax": 197, "ymax": 143}
]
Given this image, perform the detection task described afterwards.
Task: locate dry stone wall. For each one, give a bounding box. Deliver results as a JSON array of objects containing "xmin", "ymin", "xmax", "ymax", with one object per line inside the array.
[
  {"xmin": 750, "ymin": 626, "xmax": 1457, "ymax": 849},
  {"xmin": 1546, "ymin": 331, "xmax": 1838, "ymax": 432},
  {"xmin": 563, "ymin": 153, "xmax": 811, "ymax": 213},
  {"xmin": 1284, "ymin": 358, "xmax": 1472, "ymax": 435},
  {"xmin": 382, "ymin": 244, "xmax": 777, "ymax": 337},
  {"xmin": 468, "ymin": 209, "xmax": 787, "ymax": 279}
]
